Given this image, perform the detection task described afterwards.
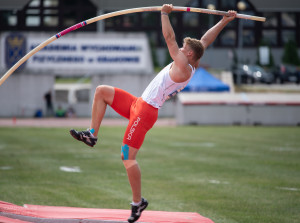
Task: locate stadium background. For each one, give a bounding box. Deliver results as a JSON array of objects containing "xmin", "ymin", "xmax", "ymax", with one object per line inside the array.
[{"xmin": 0, "ymin": 0, "xmax": 300, "ymax": 125}]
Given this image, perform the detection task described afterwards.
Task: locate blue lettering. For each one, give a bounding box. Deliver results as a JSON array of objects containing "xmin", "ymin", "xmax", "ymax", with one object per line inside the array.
[
  {"xmin": 32, "ymin": 56, "xmax": 84, "ymax": 63},
  {"xmin": 31, "ymin": 44, "xmax": 77, "ymax": 51},
  {"xmin": 97, "ymin": 57, "xmax": 139, "ymax": 63},
  {"xmin": 82, "ymin": 45, "xmax": 139, "ymax": 52}
]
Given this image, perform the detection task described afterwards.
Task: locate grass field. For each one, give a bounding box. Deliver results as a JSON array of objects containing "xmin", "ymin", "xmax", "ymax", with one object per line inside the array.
[{"xmin": 0, "ymin": 126, "xmax": 299, "ymax": 223}]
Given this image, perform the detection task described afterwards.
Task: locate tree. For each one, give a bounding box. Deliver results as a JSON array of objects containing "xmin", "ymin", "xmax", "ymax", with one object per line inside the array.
[
  {"xmin": 282, "ymin": 40, "xmax": 300, "ymax": 66},
  {"xmin": 149, "ymin": 40, "xmax": 159, "ymax": 68}
]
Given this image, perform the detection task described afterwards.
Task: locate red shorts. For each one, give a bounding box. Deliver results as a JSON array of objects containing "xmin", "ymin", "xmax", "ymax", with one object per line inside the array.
[{"xmin": 111, "ymin": 88, "xmax": 158, "ymax": 149}]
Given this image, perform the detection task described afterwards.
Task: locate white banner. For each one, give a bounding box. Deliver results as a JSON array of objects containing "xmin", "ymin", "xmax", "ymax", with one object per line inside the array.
[{"xmin": 1, "ymin": 32, "xmax": 153, "ymax": 75}]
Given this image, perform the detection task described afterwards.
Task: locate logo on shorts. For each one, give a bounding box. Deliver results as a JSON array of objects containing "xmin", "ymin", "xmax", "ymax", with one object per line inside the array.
[{"xmin": 127, "ymin": 117, "xmax": 141, "ymax": 140}]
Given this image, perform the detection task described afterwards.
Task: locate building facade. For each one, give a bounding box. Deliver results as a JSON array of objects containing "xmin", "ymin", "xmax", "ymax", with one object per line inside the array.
[{"xmin": 1, "ymin": 0, "xmax": 299, "ymax": 69}]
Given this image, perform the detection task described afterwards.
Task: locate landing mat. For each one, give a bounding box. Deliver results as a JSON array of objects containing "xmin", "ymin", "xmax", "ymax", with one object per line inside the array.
[{"xmin": 0, "ymin": 201, "xmax": 214, "ymax": 223}]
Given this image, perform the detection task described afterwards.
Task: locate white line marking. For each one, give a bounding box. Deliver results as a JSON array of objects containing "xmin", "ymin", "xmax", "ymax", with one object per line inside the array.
[
  {"xmin": 60, "ymin": 166, "xmax": 81, "ymax": 173},
  {"xmin": 276, "ymin": 187, "xmax": 300, "ymax": 192},
  {"xmin": 0, "ymin": 166, "xmax": 13, "ymax": 170}
]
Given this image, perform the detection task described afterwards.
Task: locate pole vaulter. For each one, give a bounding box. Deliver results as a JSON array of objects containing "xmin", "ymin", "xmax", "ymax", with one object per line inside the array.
[{"xmin": 0, "ymin": 6, "xmax": 266, "ymax": 86}]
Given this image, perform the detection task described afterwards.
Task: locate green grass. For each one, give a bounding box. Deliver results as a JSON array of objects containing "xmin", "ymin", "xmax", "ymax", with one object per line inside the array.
[
  {"xmin": 0, "ymin": 126, "xmax": 300, "ymax": 223},
  {"xmin": 55, "ymin": 77, "xmax": 91, "ymax": 84}
]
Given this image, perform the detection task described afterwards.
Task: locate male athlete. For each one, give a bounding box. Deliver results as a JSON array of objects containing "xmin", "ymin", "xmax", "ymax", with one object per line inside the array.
[{"xmin": 70, "ymin": 4, "xmax": 236, "ymax": 223}]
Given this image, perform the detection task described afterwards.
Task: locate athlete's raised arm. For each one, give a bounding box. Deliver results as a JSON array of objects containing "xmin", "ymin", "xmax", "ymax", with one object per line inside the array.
[
  {"xmin": 200, "ymin": 10, "xmax": 237, "ymax": 49},
  {"xmin": 161, "ymin": 4, "xmax": 192, "ymax": 82}
]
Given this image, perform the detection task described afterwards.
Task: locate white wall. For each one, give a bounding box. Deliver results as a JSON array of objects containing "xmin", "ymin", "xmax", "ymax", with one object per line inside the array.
[
  {"xmin": 176, "ymin": 93, "xmax": 300, "ymax": 126},
  {"xmin": 0, "ymin": 74, "xmax": 54, "ymax": 117}
]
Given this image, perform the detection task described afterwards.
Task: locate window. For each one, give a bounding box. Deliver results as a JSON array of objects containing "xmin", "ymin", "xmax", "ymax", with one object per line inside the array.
[
  {"xmin": 0, "ymin": 0, "xmax": 97, "ymax": 31},
  {"xmin": 201, "ymin": 0, "xmax": 217, "ymax": 9},
  {"xmin": 183, "ymin": 13, "xmax": 198, "ymax": 27},
  {"xmin": 0, "ymin": 11, "xmax": 18, "ymax": 27},
  {"xmin": 281, "ymin": 13, "xmax": 296, "ymax": 27},
  {"xmin": 221, "ymin": 0, "xmax": 236, "ymax": 9},
  {"xmin": 183, "ymin": 31, "xmax": 202, "ymax": 40},
  {"xmin": 44, "ymin": 16, "xmax": 58, "ymax": 27},
  {"xmin": 44, "ymin": 0, "xmax": 58, "ymax": 7},
  {"xmin": 122, "ymin": 14, "xmax": 139, "ymax": 28},
  {"xmin": 142, "ymin": 12, "xmax": 159, "ymax": 27},
  {"xmin": 146, "ymin": 31, "xmax": 158, "ymax": 45},
  {"xmin": 8, "ymin": 14, "xmax": 17, "ymax": 26},
  {"xmin": 243, "ymin": 30, "xmax": 255, "ymax": 46},
  {"xmin": 62, "ymin": 11, "xmax": 77, "ymax": 27},
  {"xmin": 280, "ymin": 13, "xmax": 297, "ymax": 47},
  {"xmin": 262, "ymin": 30, "xmax": 277, "ymax": 46},
  {"xmin": 55, "ymin": 90, "xmax": 68, "ymax": 103},
  {"xmin": 76, "ymin": 89, "xmax": 90, "ymax": 103},
  {"xmin": 26, "ymin": 9, "xmax": 40, "ymax": 14},
  {"xmin": 281, "ymin": 30, "xmax": 296, "ymax": 45},
  {"xmin": 242, "ymin": 11, "xmax": 255, "ymax": 27},
  {"xmin": 169, "ymin": 14, "xmax": 179, "ymax": 27},
  {"xmin": 263, "ymin": 13, "xmax": 278, "ymax": 27},
  {"xmin": 44, "ymin": 9, "xmax": 58, "ymax": 15},
  {"xmin": 26, "ymin": 16, "xmax": 40, "ymax": 26},
  {"xmin": 29, "ymin": 0, "xmax": 40, "ymax": 7},
  {"xmin": 220, "ymin": 30, "xmax": 236, "ymax": 46},
  {"xmin": 186, "ymin": 0, "xmax": 200, "ymax": 7}
]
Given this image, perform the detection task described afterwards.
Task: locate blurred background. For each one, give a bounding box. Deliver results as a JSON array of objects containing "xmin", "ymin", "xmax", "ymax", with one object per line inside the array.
[{"xmin": 0, "ymin": 0, "xmax": 299, "ymax": 125}]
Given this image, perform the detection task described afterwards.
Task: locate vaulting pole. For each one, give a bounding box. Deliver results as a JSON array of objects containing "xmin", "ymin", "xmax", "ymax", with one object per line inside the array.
[{"xmin": 0, "ymin": 6, "xmax": 265, "ymax": 86}]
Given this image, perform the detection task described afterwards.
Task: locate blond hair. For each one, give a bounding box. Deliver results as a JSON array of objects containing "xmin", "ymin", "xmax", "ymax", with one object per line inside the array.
[{"xmin": 183, "ymin": 37, "xmax": 204, "ymax": 60}]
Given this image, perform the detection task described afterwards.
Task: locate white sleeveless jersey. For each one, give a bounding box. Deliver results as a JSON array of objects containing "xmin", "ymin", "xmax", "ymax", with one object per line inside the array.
[{"xmin": 141, "ymin": 62, "xmax": 196, "ymax": 109}]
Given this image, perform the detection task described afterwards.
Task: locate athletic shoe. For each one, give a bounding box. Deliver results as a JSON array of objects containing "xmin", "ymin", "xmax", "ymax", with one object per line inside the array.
[
  {"xmin": 69, "ymin": 129, "xmax": 98, "ymax": 147},
  {"xmin": 128, "ymin": 197, "xmax": 148, "ymax": 223}
]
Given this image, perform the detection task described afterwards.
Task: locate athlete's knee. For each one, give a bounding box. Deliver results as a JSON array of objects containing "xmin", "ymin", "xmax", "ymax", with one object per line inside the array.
[
  {"xmin": 121, "ymin": 144, "xmax": 130, "ymax": 161},
  {"xmin": 121, "ymin": 144, "xmax": 138, "ymax": 169},
  {"xmin": 123, "ymin": 159, "xmax": 138, "ymax": 169},
  {"xmin": 95, "ymin": 85, "xmax": 114, "ymax": 104},
  {"xmin": 95, "ymin": 85, "xmax": 109, "ymax": 97}
]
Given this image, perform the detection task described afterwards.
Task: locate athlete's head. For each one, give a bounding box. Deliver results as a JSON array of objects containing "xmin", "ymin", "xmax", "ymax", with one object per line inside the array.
[{"xmin": 183, "ymin": 37, "xmax": 204, "ymax": 61}]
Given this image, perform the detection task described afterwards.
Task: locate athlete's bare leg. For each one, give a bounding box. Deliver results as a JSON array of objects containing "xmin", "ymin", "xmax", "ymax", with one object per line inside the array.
[
  {"xmin": 90, "ymin": 85, "xmax": 142, "ymax": 202},
  {"xmin": 122, "ymin": 144, "xmax": 141, "ymax": 203},
  {"xmin": 90, "ymin": 85, "xmax": 115, "ymax": 136}
]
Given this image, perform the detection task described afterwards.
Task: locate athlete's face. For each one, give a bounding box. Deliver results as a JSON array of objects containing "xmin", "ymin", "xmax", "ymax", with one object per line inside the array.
[{"xmin": 180, "ymin": 43, "xmax": 192, "ymax": 57}]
